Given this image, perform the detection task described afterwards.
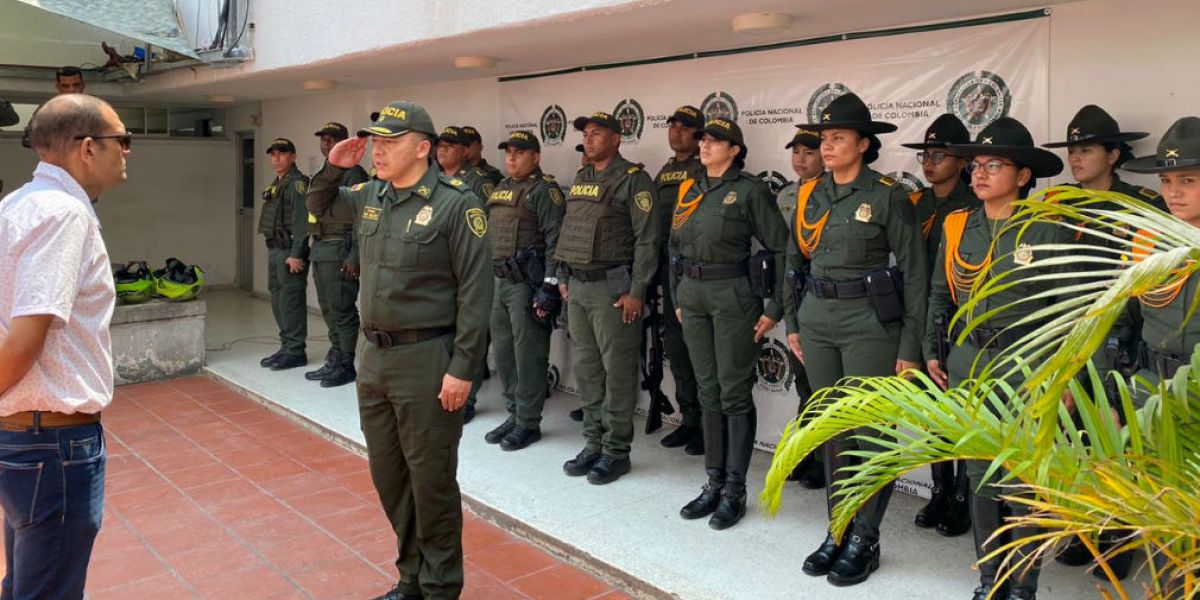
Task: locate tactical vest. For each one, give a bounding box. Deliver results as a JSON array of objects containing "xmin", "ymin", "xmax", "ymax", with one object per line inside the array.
[
  {"xmin": 557, "ymin": 165, "xmax": 639, "ymax": 265},
  {"xmin": 307, "ymin": 167, "xmax": 354, "ymax": 238},
  {"xmin": 258, "ymin": 174, "xmax": 292, "ymax": 238},
  {"xmin": 486, "ymin": 176, "xmax": 544, "ymax": 258}
]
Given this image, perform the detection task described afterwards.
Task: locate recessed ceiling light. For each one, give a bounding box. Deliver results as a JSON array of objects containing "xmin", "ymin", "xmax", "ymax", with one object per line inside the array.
[
  {"xmin": 454, "ymin": 56, "xmax": 498, "ymax": 70},
  {"xmin": 732, "ymin": 12, "xmax": 794, "ymax": 35},
  {"xmin": 207, "ymin": 94, "xmax": 236, "ymax": 103},
  {"xmin": 302, "ymin": 79, "xmax": 337, "ymax": 91}
]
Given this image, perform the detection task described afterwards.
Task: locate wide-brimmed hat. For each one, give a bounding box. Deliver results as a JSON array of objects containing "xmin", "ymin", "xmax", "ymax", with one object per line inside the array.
[
  {"xmin": 901, "ymin": 113, "xmax": 971, "ymax": 150},
  {"xmin": 1043, "ymin": 105, "xmax": 1148, "ymax": 148},
  {"xmin": 1123, "ymin": 116, "xmax": 1200, "ymax": 173},
  {"xmin": 802, "ymin": 92, "xmax": 896, "ymax": 134},
  {"xmin": 946, "ymin": 116, "xmax": 1064, "ymax": 178}
]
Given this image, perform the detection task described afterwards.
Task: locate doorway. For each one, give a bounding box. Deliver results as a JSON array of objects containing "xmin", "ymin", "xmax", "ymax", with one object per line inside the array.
[{"xmin": 236, "ymin": 132, "xmax": 255, "ymax": 291}]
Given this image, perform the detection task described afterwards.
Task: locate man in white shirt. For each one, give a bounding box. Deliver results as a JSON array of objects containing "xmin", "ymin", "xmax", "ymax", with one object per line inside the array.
[{"xmin": 0, "ymin": 93, "xmax": 128, "ymax": 599}]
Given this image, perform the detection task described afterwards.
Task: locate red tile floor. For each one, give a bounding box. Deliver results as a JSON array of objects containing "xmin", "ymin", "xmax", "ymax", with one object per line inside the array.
[{"xmin": 0, "ymin": 376, "xmax": 630, "ymax": 600}]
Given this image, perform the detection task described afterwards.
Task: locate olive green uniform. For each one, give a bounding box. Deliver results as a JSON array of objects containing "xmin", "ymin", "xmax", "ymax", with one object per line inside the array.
[
  {"xmin": 1134, "ymin": 273, "xmax": 1200, "ymax": 383},
  {"xmin": 447, "ymin": 164, "xmax": 496, "ymax": 408},
  {"xmin": 477, "ymin": 158, "xmax": 504, "ymax": 186},
  {"xmin": 486, "ymin": 168, "xmax": 565, "ymax": 428},
  {"xmin": 556, "ymin": 154, "xmax": 660, "ymax": 459},
  {"xmin": 672, "ymin": 169, "xmax": 787, "ymax": 415},
  {"xmin": 912, "ymin": 178, "xmax": 979, "ymax": 279},
  {"xmin": 308, "ymin": 163, "xmax": 370, "ymax": 356},
  {"xmin": 784, "ymin": 168, "xmax": 927, "ymax": 538},
  {"xmin": 306, "ymin": 164, "xmax": 492, "ymax": 600},
  {"xmin": 259, "ymin": 165, "xmax": 310, "ymax": 356},
  {"xmin": 653, "ymin": 154, "xmax": 705, "ymax": 425},
  {"xmin": 774, "ymin": 180, "xmax": 816, "ymax": 403}
]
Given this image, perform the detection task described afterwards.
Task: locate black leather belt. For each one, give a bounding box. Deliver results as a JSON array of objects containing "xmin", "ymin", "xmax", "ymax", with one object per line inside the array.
[
  {"xmin": 806, "ymin": 276, "xmax": 868, "ymax": 299},
  {"xmin": 363, "ymin": 327, "xmax": 454, "ymax": 349},
  {"xmin": 265, "ymin": 238, "xmax": 290, "ymax": 249},
  {"xmin": 950, "ymin": 321, "xmax": 1035, "ymax": 351},
  {"xmin": 1140, "ymin": 345, "xmax": 1186, "ymax": 379},
  {"xmin": 571, "ymin": 269, "xmax": 610, "ymax": 283},
  {"xmin": 313, "ymin": 235, "xmax": 347, "ymax": 242},
  {"xmin": 678, "ymin": 261, "xmax": 747, "ymax": 280}
]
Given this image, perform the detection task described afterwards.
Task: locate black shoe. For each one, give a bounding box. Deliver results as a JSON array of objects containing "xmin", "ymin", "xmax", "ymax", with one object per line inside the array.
[
  {"xmin": 563, "ymin": 448, "xmax": 601, "ymax": 476},
  {"xmin": 708, "ymin": 486, "xmax": 746, "ymax": 530},
  {"xmin": 661, "ymin": 424, "xmax": 699, "ymax": 448},
  {"xmin": 684, "ymin": 432, "xmax": 705, "ymax": 456},
  {"xmin": 320, "ymin": 352, "xmax": 356, "ymax": 387},
  {"xmin": 500, "ymin": 425, "xmax": 541, "ymax": 451},
  {"xmin": 369, "ymin": 585, "xmax": 422, "ymax": 600},
  {"xmin": 1007, "ymin": 590, "xmax": 1036, "ymax": 600},
  {"xmin": 915, "ymin": 489, "xmax": 949, "ymax": 529},
  {"xmin": 586, "ymin": 455, "xmax": 631, "ymax": 485},
  {"xmin": 680, "ymin": 483, "xmax": 723, "ymax": 520},
  {"xmin": 484, "ymin": 417, "xmax": 515, "ymax": 444},
  {"xmin": 972, "ymin": 582, "xmax": 1008, "ymax": 600},
  {"xmin": 462, "ymin": 404, "xmax": 475, "ymax": 424},
  {"xmin": 260, "ymin": 350, "xmax": 285, "ymax": 368},
  {"xmin": 1092, "ymin": 530, "xmax": 1133, "ymax": 581},
  {"xmin": 304, "ymin": 350, "xmax": 336, "ymax": 380},
  {"xmin": 802, "ymin": 533, "xmax": 845, "ymax": 576},
  {"xmin": 826, "ymin": 534, "xmax": 880, "ymax": 586},
  {"xmin": 937, "ymin": 491, "xmax": 971, "ymax": 537},
  {"xmin": 1055, "ymin": 537, "xmax": 1093, "ymax": 566},
  {"xmin": 269, "ymin": 353, "xmax": 306, "ymax": 370},
  {"xmin": 569, "ymin": 408, "xmax": 584, "ymax": 422}
]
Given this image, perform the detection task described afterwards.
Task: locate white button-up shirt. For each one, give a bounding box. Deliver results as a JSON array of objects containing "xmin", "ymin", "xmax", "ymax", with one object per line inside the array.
[{"xmin": 0, "ymin": 162, "xmax": 115, "ymax": 415}]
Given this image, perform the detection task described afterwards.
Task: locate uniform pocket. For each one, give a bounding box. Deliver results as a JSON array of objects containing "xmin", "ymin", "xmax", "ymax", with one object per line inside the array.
[
  {"xmin": 843, "ymin": 221, "xmax": 882, "ymax": 267},
  {"xmin": 720, "ymin": 204, "xmax": 750, "ymax": 239},
  {"xmin": 394, "ymin": 228, "xmax": 443, "ymax": 271}
]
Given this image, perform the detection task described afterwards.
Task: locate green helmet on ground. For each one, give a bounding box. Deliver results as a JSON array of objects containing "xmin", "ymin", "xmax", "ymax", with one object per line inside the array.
[
  {"xmin": 113, "ymin": 261, "xmax": 154, "ymax": 305},
  {"xmin": 153, "ymin": 258, "xmax": 204, "ymax": 301}
]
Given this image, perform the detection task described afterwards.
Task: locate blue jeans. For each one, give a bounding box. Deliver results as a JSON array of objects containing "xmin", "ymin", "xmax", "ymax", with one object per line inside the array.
[{"xmin": 0, "ymin": 422, "xmax": 105, "ymax": 600}]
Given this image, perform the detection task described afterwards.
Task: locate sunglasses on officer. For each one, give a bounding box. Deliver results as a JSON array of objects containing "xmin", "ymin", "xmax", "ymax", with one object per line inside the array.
[{"xmin": 73, "ymin": 131, "xmax": 133, "ymax": 150}]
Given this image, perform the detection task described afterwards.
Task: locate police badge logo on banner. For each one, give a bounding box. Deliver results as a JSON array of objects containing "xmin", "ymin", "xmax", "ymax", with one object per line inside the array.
[
  {"xmin": 540, "ymin": 104, "xmax": 567, "ymax": 146},
  {"xmin": 755, "ymin": 338, "xmax": 793, "ymax": 393},
  {"xmin": 702, "ymin": 91, "xmax": 739, "ymax": 122},
  {"xmin": 948, "ymin": 70, "xmax": 1012, "ymax": 132},
  {"xmin": 807, "ymin": 83, "xmax": 852, "ymax": 125},
  {"xmin": 613, "ymin": 98, "xmax": 645, "ymax": 144}
]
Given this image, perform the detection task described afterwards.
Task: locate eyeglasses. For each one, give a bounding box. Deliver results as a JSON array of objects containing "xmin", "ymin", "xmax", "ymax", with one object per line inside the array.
[
  {"xmin": 967, "ymin": 159, "xmax": 1017, "ymax": 176},
  {"xmin": 74, "ymin": 132, "xmax": 132, "ymax": 150},
  {"xmin": 916, "ymin": 151, "xmax": 956, "ymax": 165}
]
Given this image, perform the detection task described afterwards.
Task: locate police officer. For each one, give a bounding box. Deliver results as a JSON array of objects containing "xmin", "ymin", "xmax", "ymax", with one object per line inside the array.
[
  {"xmin": 900, "ymin": 113, "xmax": 978, "ymax": 536},
  {"xmin": 463, "ymin": 125, "xmax": 504, "ymax": 185},
  {"xmin": 1044, "ymin": 105, "xmax": 1165, "ymax": 211},
  {"xmin": 652, "ymin": 105, "xmax": 706, "ymax": 454},
  {"xmin": 777, "ymin": 127, "xmax": 824, "ymax": 489},
  {"xmin": 436, "ymin": 125, "xmax": 495, "ymax": 422},
  {"xmin": 672, "ymin": 118, "xmax": 787, "ymax": 530},
  {"xmin": 307, "ymin": 101, "xmax": 492, "ymax": 600},
  {"xmin": 928, "ymin": 117, "xmax": 1068, "ymax": 600},
  {"xmin": 557, "ymin": 111, "xmax": 659, "ymax": 485},
  {"xmin": 305, "ymin": 122, "xmax": 370, "ymax": 387},
  {"xmin": 784, "ymin": 92, "xmax": 927, "ymax": 586},
  {"xmin": 259, "ymin": 138, "xmax": 311, "ymax": 370},
  {"xmin": 482, "ymin": 130, "xmax": 565, "ymax": 451}
]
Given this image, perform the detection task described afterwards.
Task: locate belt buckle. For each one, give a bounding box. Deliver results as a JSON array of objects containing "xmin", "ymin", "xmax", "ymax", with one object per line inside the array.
[{"xmin": 817, "ymin": 280, "xmax": 836, "ymax": 298}]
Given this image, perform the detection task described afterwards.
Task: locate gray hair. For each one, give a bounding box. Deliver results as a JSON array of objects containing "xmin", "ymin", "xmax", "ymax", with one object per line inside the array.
[{"xmin": 26, "ymin": 94, "xmax": 113, "ymax": 156}]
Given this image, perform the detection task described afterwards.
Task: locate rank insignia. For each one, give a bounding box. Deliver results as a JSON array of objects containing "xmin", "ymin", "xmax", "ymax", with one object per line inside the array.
[
  {"xmin": 466, "ymin": 207, "xmax": 488, "ymax": 238},
  {"xmin": 635, "ymin": 191, "xmax": 653, "ymax": 213},
  {"xmin": 855, "ymin": 203, "xmax": 872, "ymax": 223},
  {"xmin": 1014, "ymin": 243, "xmax": 1033, "ymax": 266},
  {"xmin": 414, "ymin": 205, "xmax": 433, "ymax": 226},
  {"xmin": 351, "ymin": 182, "xmax": 367, "ymax": 192},
  {"xmin": 417, "ymin": 185, "xmax": 432, "ymax": 197}
]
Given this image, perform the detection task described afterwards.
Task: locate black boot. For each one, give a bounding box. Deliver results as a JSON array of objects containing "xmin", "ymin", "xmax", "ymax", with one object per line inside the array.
[
  {"xmin": 1006, "ymin": 501, "xmax": 1043, "ymax": 599},
  {"xmin": 260, "ymin": 349, "xmax": 285, "ymax": 368},
  {"xmin": 788, "ymin": 450, "xmax": 825, "ymax": 489},
  {"xmin": 661, "ymin": 423, "xmax": 700, "ymax": 448},
  {"xmin": 915, "ymin": 460, "xmax": 955, "ymax": 529},
  {"xmin": 709, "ymin": 409, "xmax": 755, "ymax": 531},
  {"xmin": 305, "ymin": 349, "xmax": 336, "ymax": 381},
  {"xmin": 680, "ymin": 411, "xmax": 725, "ymax": 520},
  {"xmin": 803, "ymin": 533, "xmax": 844, "ymax": 576},
  {"xmin": 971, "ymin": 493, "xmax": 1009, "ymax": 600},
  {"xmin": 827, "ymin": 533, "xmax": 880, "ymax": 586},
  {"xmin": 1055, "ymin": 536, "xmax": 1092, "ymax": 566},
  {"xmin": 320, "ymin": 351, "xmax": 356, "ymax": 387},
  {"xmin": 938, "ymin": 461, "xmax": 971, "ymax": 537},
  {"xmin": 1092, "ymin": 529, "xmax": 1133, "ymax": 581}
]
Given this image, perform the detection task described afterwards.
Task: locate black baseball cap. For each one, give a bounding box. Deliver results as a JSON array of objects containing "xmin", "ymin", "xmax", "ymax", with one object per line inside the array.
[
  {"xmin": 498, "ymin": 130, "xmax": 540, "ymax": 151},
  {"xmin": 266, "ymin": 138, "xmax": 296, "ymax": 154},
  {"xmin": 667, "ymin": 105, "xmax": 703, "ymax": 129},
  {"xmin": 438, "ymin": 126, "xmax": 471, "ymax": 146},
  {"xmin": 358, "ymin": 101, "xmax": 437, "ymax": 138},
  {"xmin": 786, "ymin": 127, "xmax": 820, "ymax": 150},
  {"xmin": 461, "ymin": 126, "xmax": 483, "ymax": 144},
  {"xmin": 313, "ymin": 122, "xmax": 349, "ymax": 139},
  {"xmin": 573, "ymin": 111, "xmax": 620, "ymax": 134}
]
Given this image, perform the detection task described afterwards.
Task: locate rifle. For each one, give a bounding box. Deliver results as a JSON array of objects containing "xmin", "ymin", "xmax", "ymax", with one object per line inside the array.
[
  {"xmin": 934, "ymin": 313, "xmax": 951, "ymax": 367},
  {"xmin": 641, "ymin": 282, "xmax": 674, "ymax": 433}
]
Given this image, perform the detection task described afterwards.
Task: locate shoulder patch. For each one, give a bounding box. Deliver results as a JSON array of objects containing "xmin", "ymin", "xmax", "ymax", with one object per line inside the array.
[
  {"xmin": 1138, "ymin": 186, "xmax": 1161, "ymax": 200},
  {"xmin": 635, "ymin": 190, "xmax": 653, "ymax": 213},
  {"xmin": 294, "ymin": 180, "xmax": 307, "ymax": 194},
  {"xmin": 878, "ymin": 176, "xmax": 897, "ymax": 187},
  {"xmin": 548, "ymin": 186, "xmax": 564, "ymax": 205},
  {"xmin": 465, "ymin": 207, "xmax": 487, "ymax": 238}
]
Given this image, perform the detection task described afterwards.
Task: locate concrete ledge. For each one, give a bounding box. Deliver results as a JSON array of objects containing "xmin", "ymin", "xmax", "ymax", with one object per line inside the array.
[{"xmin": 112, "ymin": 299, "xmax": 206, "ymax": 386}]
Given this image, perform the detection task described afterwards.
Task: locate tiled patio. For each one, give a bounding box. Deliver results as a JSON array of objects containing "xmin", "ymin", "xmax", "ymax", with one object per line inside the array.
[{"xmin": 0, "ymin": 375, "xmax": 629, "ymax": 600}]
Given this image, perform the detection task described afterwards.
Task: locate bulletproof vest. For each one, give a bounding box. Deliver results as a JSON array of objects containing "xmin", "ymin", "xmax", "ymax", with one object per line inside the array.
[
  {"xmin": 258, "ymin": 172, "xmax": 293, "ymax": 238},
  {"xmin": 307, "ymin": 166, "xmax": 354, "ymax": 238},
  {"xmin": 486, "ymin": 176, "xmax": 544, "ymax": 258},
  {"xmin": 556, "ymin": 163, "xmax": 638, "ymax": 265}
]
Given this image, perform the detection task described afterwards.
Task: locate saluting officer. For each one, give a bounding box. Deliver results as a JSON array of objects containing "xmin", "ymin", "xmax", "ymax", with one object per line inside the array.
[
  {"xmin": 784, "ymin": 92, "xmax": 927, "ymax": 587},
  {"xmin": 652, "ymin": 105, "xmax": 706, "ymax": 454},
  {"xmin": 671, "ymin": 118, "xmax": 788, "ymax": 530},
  {"xmin": 307, "ymin": 101, "xmax": 492, "ymax": 600},
  {"xmin": 482, "ymin": 130, "xmax": 565, "ymax": 451},
  {"xmin": 928, "ymin": 116, "xmax": 1068, "ymax": 600},
  {"xmin": 556, "ymin": 111, "xmax": 660, "ymax": 485},
  {"xmin": 259, "ymin": 138, "xmax": 311, "ymax": 371},
  {"xmin": 899, "ymin": 113, "xmax": 978, "ymax": 537},
  {"xmin": 305, "ymin": 122, "xmax": 370, "ymax": 387}
]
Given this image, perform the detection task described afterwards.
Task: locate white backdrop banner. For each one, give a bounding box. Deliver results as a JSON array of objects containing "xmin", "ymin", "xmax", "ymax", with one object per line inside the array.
[{"xmin": 504, "ymin": 16, "xmax": 1049, "ymax": 498}]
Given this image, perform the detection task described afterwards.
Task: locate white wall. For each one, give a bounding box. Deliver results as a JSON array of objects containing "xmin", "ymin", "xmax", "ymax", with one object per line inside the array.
[{"xmin": 0, "ymin": 136, "xmax": 238, "ymax": 287}]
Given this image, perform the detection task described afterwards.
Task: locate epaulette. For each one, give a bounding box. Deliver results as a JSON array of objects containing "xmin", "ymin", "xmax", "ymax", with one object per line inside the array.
[
  {"xmin": 627, "ymin": 164, "xmax": 643, "ymax": 174},
  {"xmin": 440, "ymin": 174, "xmax": 472, "ymax": 193},
  {"xmin": 542, "ymin": 173, "xmax": 557, "ymax": 182},
  {"xmin": 878, "ymin": 176, "xmax": 897, "ymax": 187}
]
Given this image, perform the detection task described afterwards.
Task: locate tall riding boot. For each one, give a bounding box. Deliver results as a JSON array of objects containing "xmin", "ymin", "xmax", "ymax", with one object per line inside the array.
[
  {"xmin": 680, "ymin": 410, "xmax": 726, "ymax": 520},
  {"xmin": 971, "ymin": 492, "xmax": 1009, "ymax": 600},
  {"xmin": 709, "ymin": 408, "xmax": 755, "ymax": 531},
  {"xmin": 938, "ymin": 460, "xmax": 972, "ymax": 537},
  {"xmin": 1092, "ymin": 528, "xmax": 1133, "ymax": 581},
  {"xmin": 1006, "ymin": 501, "xmax": 1042, "ymax": 600},
  {"xmin": 305, "ymin": 348, "xmax": 336, "ymax": 381},
  {"xmin": 803, "ymin": 431, "xmax": 854, "ymax": 575},
  {"xmin": 916, "ymin": 460, "xmax": 955, "ymax": 528},
  {"xmin": 321, "ymin": 351, "xmax": 357, "ymax": 388}
]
